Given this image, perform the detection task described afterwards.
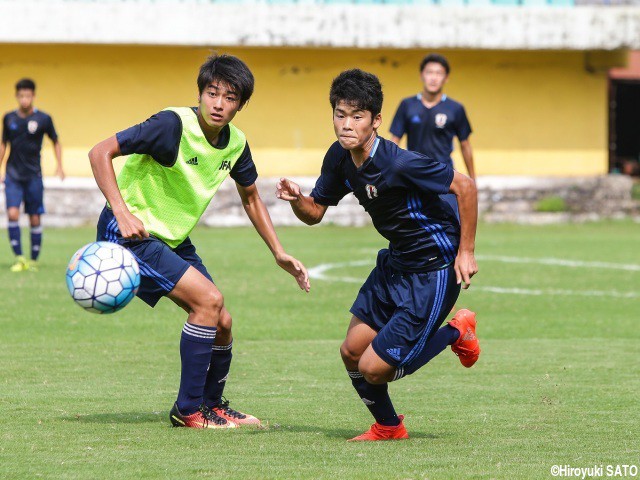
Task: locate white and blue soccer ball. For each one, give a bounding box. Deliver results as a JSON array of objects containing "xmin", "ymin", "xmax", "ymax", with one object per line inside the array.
[{"xmin": 66, "ymin": 241, "xmax": 140, "ymax": 314}]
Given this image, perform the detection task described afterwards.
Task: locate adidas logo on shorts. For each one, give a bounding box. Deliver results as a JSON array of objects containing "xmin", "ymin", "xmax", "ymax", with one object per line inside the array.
[{"xmin": 386, "ymin": 348, "xmax": 401, "ymax": 361}]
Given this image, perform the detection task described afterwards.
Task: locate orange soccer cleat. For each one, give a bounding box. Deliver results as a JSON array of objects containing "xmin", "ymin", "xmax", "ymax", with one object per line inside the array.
[
  {"xmin": 210, "ymin": 398, "xmax": 261, "ymax": 426},
  {"xmin": 448, "ymin": 309, "xmax": 481, "ymax": 368},
  {"xmin": 348, "ymin": 415, "xmax": 409, "ymax": 442},
  {"xmin": 169, "ymin": 403, "xmax": 237, "ymax": 429}
]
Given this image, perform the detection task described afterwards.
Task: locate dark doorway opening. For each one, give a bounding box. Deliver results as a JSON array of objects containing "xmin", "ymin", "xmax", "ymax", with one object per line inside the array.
[{"xmin": 609, "ymin": 79, "xmax": 640, "ymax": 175}]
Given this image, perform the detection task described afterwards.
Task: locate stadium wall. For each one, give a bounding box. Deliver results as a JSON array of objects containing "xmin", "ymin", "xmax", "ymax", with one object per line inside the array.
[{"xmin": 0, "ymin": 44, "xmax": 623, "ymax": 177}]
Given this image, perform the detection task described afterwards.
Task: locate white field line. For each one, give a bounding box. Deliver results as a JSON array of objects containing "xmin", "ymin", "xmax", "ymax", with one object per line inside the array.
[
  {"xmin": 355, "ymin": 250, "xmax": 640, "ymax": 272},
  {"xmin": 475, "ymin": 255, "xmax": 640, "ymax": 272},
  {"xmin": 308, "ymin": 257, "xmax": 640, "ymax": 299},
  {"xmin": 473, "ymin": 286, "xmax": 638, "ymax": 299}
]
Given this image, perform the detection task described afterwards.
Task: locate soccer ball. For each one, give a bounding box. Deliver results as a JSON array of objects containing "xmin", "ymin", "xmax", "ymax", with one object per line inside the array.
[{"xmin": 66, "ymin": 241, "xmax": 140, "ymax": 314}]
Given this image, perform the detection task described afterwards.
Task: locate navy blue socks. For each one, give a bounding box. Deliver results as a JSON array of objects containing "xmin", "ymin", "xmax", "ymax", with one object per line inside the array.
[
  {"xmin": 30, "ymin": 226, "xmax": 42, "ymax": 261},
  {"xmin": 203, "ymin": 342, "xmax": 233, "ymax": 408},
  {"xmin": 176, "ymin": 323, "xmax": 216, "ymax": 415},
  {"xmin": 347, "ymin": 370, "xmax": 400, "ymax": 426},
  {"xmin": 7, "ymin": 223, "xmax": 43, "ymax": 261},
  {"xmin": 8, "ymin": 221, "xmax": 21, "ymax": 256}
]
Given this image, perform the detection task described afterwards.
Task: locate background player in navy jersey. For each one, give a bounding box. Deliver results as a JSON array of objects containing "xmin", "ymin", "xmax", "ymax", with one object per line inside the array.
[
  {"xmin": 390, "ymin": 53, "xmax": 475, "ymax": 216},
  {"xmin": 0, "ymin": 78, "xmax": 64, "ymax": 272},
  {"xmin": 277, "ymin": 69, "xmax": 481, "ymax": 441}
]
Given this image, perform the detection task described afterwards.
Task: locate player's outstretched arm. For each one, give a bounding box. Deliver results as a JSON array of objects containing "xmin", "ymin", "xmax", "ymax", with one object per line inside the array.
[
  {"xmin": 276, "ymin": 178, "xmax": 328, "ymax": 226},
  {"xmin": 237, "ymin": 182, "xmax": 310, "ymax": 292},
  {"xmin": 449, "ymin": 171, "xmax": 478, "ymax": 289},
  {"xmin": 88, "ymin": 136, "xmax": 149, "ymax": 240}
]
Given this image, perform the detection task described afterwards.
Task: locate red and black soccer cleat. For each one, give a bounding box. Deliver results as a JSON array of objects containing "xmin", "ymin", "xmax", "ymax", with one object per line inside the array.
[
  {"xmin": 169, "ymin": 403, "xmax": 237, "ymax": 429},
  {"xmin": 448, "ymin": 308, "xmax": 481, "ymax": 368},
  {"xmin": 210, "ymin": 397, "xmax": 261, "ymax": 426},
  {"xmin": 348, "ymin": 415, "xmax": 409, "ymax": 442}
]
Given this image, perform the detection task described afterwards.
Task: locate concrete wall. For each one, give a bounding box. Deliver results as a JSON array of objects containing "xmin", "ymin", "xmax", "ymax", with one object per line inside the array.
[
  {"xmin": 1, "ymin": 176, "xmax": 636, "ymax": 228},
  {"xmin": 0, "ymin": 44, "xmax": 621, "ymax": 177},
  {"xmin": 1, "ymin": 1, "xmax": 640, "ymax": 50}
]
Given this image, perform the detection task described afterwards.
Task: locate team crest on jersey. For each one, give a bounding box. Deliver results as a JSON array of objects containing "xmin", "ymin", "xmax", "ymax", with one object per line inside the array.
[
  {"xmin": 365, "ymin": 184, "xmax": 378, "ymax": 200},
  {"xmin": 27, "ymin": 120, "xmax": 38, "ymax": 134},
  {"xmin": 435, "ymin": 113, "xmax": 447, "ymax": 128}
]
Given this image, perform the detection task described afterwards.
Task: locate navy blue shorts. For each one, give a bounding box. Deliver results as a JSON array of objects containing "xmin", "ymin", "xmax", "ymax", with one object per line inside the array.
[
  {"xmin": 350, "ymin": 249, "xmax": 460, "ymax": 369},
  {"xmin": 96, "ymin": 207, "xmax": 213, "ymax": 307},
  {"xmin": 4, "ymin": 175, "xmax": 45, "ymax": 215}
]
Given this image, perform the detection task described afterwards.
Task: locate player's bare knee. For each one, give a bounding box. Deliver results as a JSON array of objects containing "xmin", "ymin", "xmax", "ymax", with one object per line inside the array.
[
  {"xmin": 358, "ymin": 357, "xmax": 391, "ymax": 384},
  {"xmin": 189, "ymin": 288, "xmax": 224, "ymax": 320},
  {"xmin": 7, "ymin": 209, "xmax": 19, "ymax": 222},
  {"xmin": 340, "ymin": 342, "xmax": 361, "ymax": 367},
  {"xmin": 203, "ymin": 288, "xmax": 224, "ymax": 313},
  {"xmin": 360, "ymin": 368, "xmax": 387, "ymax": 385}
]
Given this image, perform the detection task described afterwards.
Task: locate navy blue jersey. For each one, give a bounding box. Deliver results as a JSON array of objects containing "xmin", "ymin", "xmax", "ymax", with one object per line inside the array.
[
  {"xmin": 2, "ymin": 109, "xmax": 58, "ymax": 181},
  {"xmin": 115, "ymin": 108, "xmax": 258, "ymax": 187},
  {"xmin": 310, "ymin": 137, "xmax": 460, "ymax": 272},
  {"xmin": 389, "ymin": 94, "xmax": 471, "ymax": 166}
]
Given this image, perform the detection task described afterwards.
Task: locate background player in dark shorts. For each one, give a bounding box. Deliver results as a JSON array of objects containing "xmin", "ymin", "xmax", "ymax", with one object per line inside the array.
[
  {"xmin": 0, "ymin": 78, "xmax": 64, "ymax": 272},
  {"xmin": 277, "ymin": 69, "xmax": 481, "ymax": 441}
]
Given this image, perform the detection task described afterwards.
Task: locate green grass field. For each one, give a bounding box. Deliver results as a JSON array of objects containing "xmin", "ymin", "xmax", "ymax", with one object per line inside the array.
[{"xmin": 1, "ymin": 222, "xmax": 638, "ymax": 479}]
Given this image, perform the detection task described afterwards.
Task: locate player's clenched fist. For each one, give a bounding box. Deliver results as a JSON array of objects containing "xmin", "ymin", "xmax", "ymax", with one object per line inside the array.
[{"xmin": 276, "ymin": 178, "xmax": 301, "ymax": 202}]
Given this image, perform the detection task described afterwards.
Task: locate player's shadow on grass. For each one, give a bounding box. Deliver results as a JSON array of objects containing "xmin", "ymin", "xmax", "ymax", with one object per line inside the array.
[
  {"xmin": 65, "ymin": 412, "xmax": 165, "ymax": 424},
  {"xmin": 65, "ymin": 415, "xmax": 441, "ymax": 439},
  {"xmin": 264, "ymin": 424, "xmax": 441, "ymax": 440}
]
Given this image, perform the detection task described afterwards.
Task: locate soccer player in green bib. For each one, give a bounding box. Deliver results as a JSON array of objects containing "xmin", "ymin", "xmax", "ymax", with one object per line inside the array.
[{"xmin": 89, "ymin": 54, "xmax": 310, "ymax": 429}]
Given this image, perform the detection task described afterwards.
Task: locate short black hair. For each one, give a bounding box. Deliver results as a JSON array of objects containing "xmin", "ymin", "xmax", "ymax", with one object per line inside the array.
[
  {"xmin": 329, "ymin": 69, "xmax": 383, "ymax": 117},
  {"xmin": 16, "ymin": 78, "xmax": 36, "ymax": 92},
  {"xmin": 419, "ymin": 53, "xmax": 450, "ymax": 75},
  {"xmin": 197, "ymin": 54, "xmax": 254, "ymax": 107}
]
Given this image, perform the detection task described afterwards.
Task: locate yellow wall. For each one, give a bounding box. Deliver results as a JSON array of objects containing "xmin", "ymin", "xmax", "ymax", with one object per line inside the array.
[{"xmin": 0, "ymin": 44, "xmax": 618, "ymax": 177}]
